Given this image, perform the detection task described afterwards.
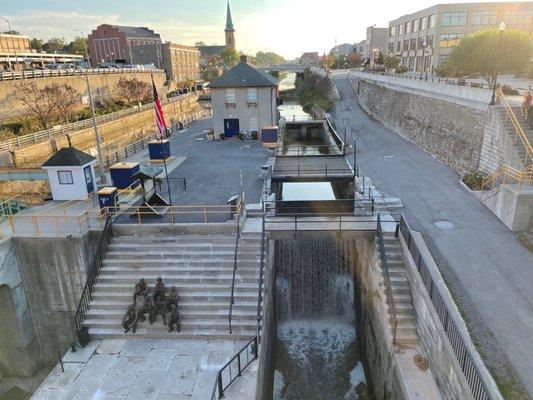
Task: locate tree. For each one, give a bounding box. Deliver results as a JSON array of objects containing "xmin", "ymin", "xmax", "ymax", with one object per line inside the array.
[
  {"xmin": 195, "ymin": 41, "xmax": 206, "ymax": 47},
  {"xmin": 3, "ymin": 30, "xmax": 20, "ymax": 35},
  {"xmin": 205, "ymin": 54, "xmax": 220, "ymax": 67},
  {"xmin": 15, "ymin": 82, "xmax": 61, "ymax": 129},
  {"xmin": 30, "ymin": 38, "xmax": 44, "ymax": 51},
  {"xmin": 64, "ymin": 37, "xmax": 88, "ymax": 56},
  {"xmin": 325, "ymin": 55, "xmax": 335, "ymax": 69},
  {"xmin": 383, "ymin": 56, "xmax": 400, "ymax": 70},
  {"xmin": 347, "ymin": 53, "xmax": 363, "ymax": 68},
  {"xmin": 42, "ymin": 37, "xmax": 66, "ymax": 53},
  {"xmin": 116, "ymin": 77, "xmax": 151, "ymax": 105},
  {"xmin": 219, "ymin": 48, "xmax": 239, "ymax": 68},
  {"xmin": 253, "ymin": 51, "xmax": 286, "ymax": 67},
  {"xmin": 50, "ymin": 84, "xmax": 80, "ymax": 124},
  {"xmin": 375, "ymin": 52, "xmax": 385, "ymax": 65},
  {"xmin": 443, "ymin": 28, "xmax": 533, "ymax": 84}
]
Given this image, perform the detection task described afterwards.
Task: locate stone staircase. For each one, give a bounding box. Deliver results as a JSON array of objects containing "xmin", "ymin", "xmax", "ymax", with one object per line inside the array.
[
  {"xmin": 496, "ymin": 105, "xmax": 533, "ymax": 169},
  {"xmin": 85, "ymin": 232, "xmax": 263, "ymax": 340},
  {"xmin": 382, "ymin": 233, "xmax": 419, "ymax": 346}
]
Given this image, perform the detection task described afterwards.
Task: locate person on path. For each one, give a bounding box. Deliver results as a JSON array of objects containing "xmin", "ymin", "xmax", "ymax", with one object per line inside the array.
[{"xmin": 521, "ymin": 91, "xmax": 532, "ymax": 118}]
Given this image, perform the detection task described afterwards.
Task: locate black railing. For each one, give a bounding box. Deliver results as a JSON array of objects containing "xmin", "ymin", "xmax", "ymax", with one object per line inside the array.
[
  {"xmin": 398, "ymin": 215, "xmax": 494, "ymax": 400},
  {"xmin": 74, "ymin": 215, "xmax": 114, "ymax": 332},
  {"xmin": 211, "ymin": 336, "xmax": 258, "ymax": 400},
  {"xmin": 228, "ymin": 195, "xmax": 245, "ymax": 334},
  {"xmin": 377, "ymin": 213, "xmax": 398, "ymax": 344},
  {"xmin": 256, "ymin": 215, "xmax": 266, "ymax": 340}
]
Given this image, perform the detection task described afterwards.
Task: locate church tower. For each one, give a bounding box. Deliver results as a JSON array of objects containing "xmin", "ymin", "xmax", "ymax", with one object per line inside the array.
[{"xmin": 225, "ymin": 1, "xmax": 236, "ymax": 51}]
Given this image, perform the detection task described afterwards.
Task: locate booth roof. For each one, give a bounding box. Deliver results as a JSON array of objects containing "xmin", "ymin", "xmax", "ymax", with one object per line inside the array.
[{"xmin": 42, "ymin": 147, "xmax": 96, "ymax": 167}]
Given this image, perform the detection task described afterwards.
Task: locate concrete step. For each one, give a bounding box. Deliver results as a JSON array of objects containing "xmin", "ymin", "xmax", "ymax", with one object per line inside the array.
[
  {"xmin": 100, "ymin": 266, "xmax": 261, "ymax": 275},
  {"xmin": 394, "ymin": 333, "xmax": 419, "ymax": 346},
  {"xmin": 89, "ymin": 300, "xmax": 259, "ymax": 311},
  {"xmin": 86, "ymin": 308, "xmax": 258, "ymax": 320},
  {"xmin": 102, "ymin": 260, "xmax": 261, "ymax": 268},
  {"xmin": 105, "ymin": 252, "xmax": 261, "ymax": 260},
  {"xmin": 93, "ymin": 282, "xmax": 259, "ymax": 292},
  {"xmin": 97, "ymin": 275, "xmax": 260, "ymax": 285},
  {"xmin": 92, "ymin": 291, "xmax": 258, "ymax": 301},
  {"xmin": 89, "ymin": 327, "xmax": 255, "ymax": 341},
  {"xmin": 111, "ymin": 235, "xmax": 260, "ymax": 244},
  {"xmin": 109, "ymin": 243, "xmax": 261, "ymax": 252},
  {"xmin": 85, "ymin": 318, "xmax": 256, "ymax": 330}
]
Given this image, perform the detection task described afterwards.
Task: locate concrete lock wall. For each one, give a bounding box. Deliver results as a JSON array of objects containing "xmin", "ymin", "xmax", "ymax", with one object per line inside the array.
[
  {"xmin": 0, "ymin": 71, "xmax": 167, "ymax": 121},
  {"xmin": 10, "ymin": 231, "xmax": 100, "ymax": 369},
  {"xmin": 351, "ymin": 76, "xmax": 489, "ymax": 176},
  {"xmin": 11, "ymin": 94, "xmax": 203, "ymax": 167},
  {"xmin": 0, "ymin": 239, "xmax": 41, "ymax": 378}
]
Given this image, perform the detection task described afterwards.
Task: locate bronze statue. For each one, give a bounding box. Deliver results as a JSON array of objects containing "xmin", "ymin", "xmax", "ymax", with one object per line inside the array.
[
  {"xmin": 153, "ymin": 299, "xmax": 167, "ymax": 325},
  {"xmin": 168, "ymin": 304, "xmax": 180, "ymax": 332},
  {"xmin": 166, "ymin": 285, "xmax": 179, "ymax": 311},
  {"xmin": 122, "ymin": 305, "xmax": 138, "ymax": 333},
  {"xmin": 153, "ymin": 277, "xmax": 165, "ymax": 303},
  {"xmin": 133, "ymin": 278, "xmax": 148, "ymax": 304},
  {"xmin": 137, "ymin": 296, "xmax": 155, "ymax": 325}
]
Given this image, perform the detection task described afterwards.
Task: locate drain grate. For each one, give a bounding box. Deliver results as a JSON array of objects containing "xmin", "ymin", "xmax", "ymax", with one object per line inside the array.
[{"xmin": 434, "ymin": 220, "xmax": 454, "ymax": 230}]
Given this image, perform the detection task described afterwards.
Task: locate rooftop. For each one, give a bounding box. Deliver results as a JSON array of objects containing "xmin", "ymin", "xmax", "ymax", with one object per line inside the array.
[
  {"xmin": 42, "ymin": 147, "xmax": 95, "ymax": 167},
  {"xmin": 208, "ymin": 61, "xmax": 278, "ymax": 89}
]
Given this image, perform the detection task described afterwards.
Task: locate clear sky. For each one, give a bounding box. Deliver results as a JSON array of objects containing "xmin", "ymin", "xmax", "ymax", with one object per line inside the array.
[{"xmin": 1, "ymin": 0, "xmax": 525, "ymax": 59}]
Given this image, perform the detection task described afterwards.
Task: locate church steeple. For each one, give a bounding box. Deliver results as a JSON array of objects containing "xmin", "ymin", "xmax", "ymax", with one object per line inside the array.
[{"xmin": 225, "ymin": 1, "xmax": 236, "ymax": 50}]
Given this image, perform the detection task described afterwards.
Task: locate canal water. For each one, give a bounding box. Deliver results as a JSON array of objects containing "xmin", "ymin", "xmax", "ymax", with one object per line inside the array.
[
  {"xmin": 273, "ymin": 237, "xmax": 368, "ymax": 400},
  {"xmin": 278, "ymin": 73, "xmax": 309, "ymax": 120}
]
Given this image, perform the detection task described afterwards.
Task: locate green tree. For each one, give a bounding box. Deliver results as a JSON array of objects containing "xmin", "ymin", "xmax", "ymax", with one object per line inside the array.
[
  {"xmin": 194, "ymin": 41, "xmax": 206, "ymax": 47},
  {"xmin": 254, "ymin": 51, "xmax": 286, "ymax": 67},
  {"xmin": 3, "ymin": 30, "xmax": 20, "ymax": 35},
  {"xmin": 347, "ymin": 53, "xmax": 363, "ymax": 68},
  {"xmin": 383, "ymin": 56, "xmax": 400, "ymax": 70},
  {"xmin": 219, "ymin": 48, "xmax": 239, "ymax": 68},
  {"xmin": 42, "ymin": 37, "xmax": 67, "ymax": 53},
  {"xmin": 64, "ymin": 37, "xmax": 88, "ymax": 55},
  {"xmin": 375, "ymin": 52, "xmax": 385, "ymax": 65},
  {"xmin": 30, "ymin": 38, "xmax": 44, "ymax": 51},
  {"xmin": 443, "ymin": 28, "xmax": 533, "ymax": 84}
]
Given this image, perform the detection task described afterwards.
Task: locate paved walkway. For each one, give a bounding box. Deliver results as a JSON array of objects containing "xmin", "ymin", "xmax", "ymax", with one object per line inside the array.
[{"xmin": 332, "ymin": 74, "xmax": 533, "ymax": 397}]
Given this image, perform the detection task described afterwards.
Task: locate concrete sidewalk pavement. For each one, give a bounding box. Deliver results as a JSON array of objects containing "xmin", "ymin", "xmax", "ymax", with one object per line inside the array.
[{"xmin": 332, "ymin": 74, "xmax": 533, "ymax": 398}]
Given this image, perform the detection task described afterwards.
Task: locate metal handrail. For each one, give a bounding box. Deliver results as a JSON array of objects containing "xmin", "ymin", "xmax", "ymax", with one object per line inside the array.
[
  {"xmin": 211, "ymin": 336, "xmax": 258, "ymax": 400},
  {"xmin": 74, "ymin": 215, "xmax": 113, "ymax": 332},
  {"xmin": 256, "ymin": 215, "xmax": 266, "ymax": 341},
  {"xmin": 481, "ymin": 164, "xmax": 533, "ymax": 192},
  {"xmin": 274, "ymin": 145, "xmax": 345, "ymax": 157},
  {"xmin": 228, "ymin": 195, "xmax": 245, "ymax": 334},
  {"xmin": 398, "ymin": 214, "xmax": 494, "ymax": 400},
  {"xmin": 496, "ymin": 88, "xmax": 533, "ymax": 166},
  {"xmin": 377, "ymin": 213, "xmax": 398, "ymax": 344}
]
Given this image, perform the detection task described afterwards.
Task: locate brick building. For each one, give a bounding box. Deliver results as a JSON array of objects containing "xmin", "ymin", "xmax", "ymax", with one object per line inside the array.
[
  {"xmin": 88, "ymin": 24, "xmax": 162, "ymax": 67},
  {"xmin": 161, "ymin": 43, "xmax": 200, "ymax": 82},
  {"xmin": 0, "ymin": 33, "xmax": 30, "ymax": 53}
]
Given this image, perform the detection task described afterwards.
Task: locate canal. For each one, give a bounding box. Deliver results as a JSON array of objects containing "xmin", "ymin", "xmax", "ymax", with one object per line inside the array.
[{"xmin": 277, "ymin": 73, "xmax": 309, "ymax": 120}]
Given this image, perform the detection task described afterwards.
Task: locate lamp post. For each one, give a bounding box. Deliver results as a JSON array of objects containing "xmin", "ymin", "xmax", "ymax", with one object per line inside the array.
[
  {"xmin": 342, "ymin": 118, "xmax": 350, "ymax": 154},
  {"xmin": 1, "ymin": 17, "xmax": 18, "ymax": 71},
  {"xmin": 75, "ymin": 30, "xmax": 106, "ymax": 185},
  {"xmin": 490, "ymin": 22, "xmax": 506, "ymax": 106},
  {"xmin": 420, "ymin": 40, "xmax": 427, "ymax": 80}
]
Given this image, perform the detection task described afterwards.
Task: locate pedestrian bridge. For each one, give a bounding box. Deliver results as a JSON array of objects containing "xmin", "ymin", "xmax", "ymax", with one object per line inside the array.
[{"xmin": 266, "ymin": 64, "xmax": 305, "ymax": 73}]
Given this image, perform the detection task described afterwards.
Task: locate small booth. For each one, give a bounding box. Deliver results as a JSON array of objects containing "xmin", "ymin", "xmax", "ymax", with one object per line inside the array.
[
  {"xmin": 261, "ymin": 126, "xmax": 278, "ymax": 147},
  {"xmin": 110, "ymin": 162, "xmax": 140, "ymax": 189},
  {"xmin": 42, "ymin": 147, "xmax": 97, "ymax": 201},
  {"xmin": 98, "ymin": 187, "xmax": 118, "ymax": 213},
  {"xmin": 148, "ymin": 139, "xmax": 171, "ymax": 162}
]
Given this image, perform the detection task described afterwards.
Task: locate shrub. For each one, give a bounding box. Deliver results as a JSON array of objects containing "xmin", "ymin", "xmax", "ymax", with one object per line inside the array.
[
  {"xmin": 395, "ymin": 66, "xmax": 408, "ymax": 74},
  {"xmin": 500, "ymin": 84, "xmax": 519, "ymax": 96},
  {"xmin": 251, "ymin": 132, "xmax": 258, "ymax": 140},
  {"xmin": 462, "ymin": 171, "xmax": 487, "ymax": 190}
]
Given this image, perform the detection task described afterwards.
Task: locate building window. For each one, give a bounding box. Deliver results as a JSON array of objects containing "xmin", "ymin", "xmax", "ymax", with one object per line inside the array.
[
  {"xmin": 403, "ymin": 40, "xmax": 409, "ymax": 51},
  {"xmin": 438, "ymin": 54, "xmax": 449, "ymax": 64},
  {"xmin": 504, "ymin": 9, "xmax": 533, "ymax": 24},
  {"xmin": 439, "ymin": 33, "xmax": 465, "ymax": 48},
  {"xmin": 398, "ymin": 24, "xmax": 404, "ymax": 36},
  {"xmin": 57, "ymin": 170, "xmax": 73, "ymax": 185},
  {"xmin": 426, "ymin": 35, "xmax": 434, "ymax": 47},
  {"xmin": 246, "ymin": 88, "xmax": 258, "ymax": 102},
  {"xmin": 424, "ymin": 55, "xmax": 432, "ymax": 71},
  {"xmin": 388, "ymin": 42, "xmax": 395, "ymax": 53},
  {"xmin": 249, "ymin": 117, "xmax": 258, "ymax": 132},
  {"xmin": 442, "ymin": 12, "xmax": 468, "ymax": 27},
  {"xmin": 418, "ymin": 37, "xmax": 425, "ymax": 48},
  {"xmin": 413, "ymin": 19, "xmax": 419, "ymax": 32},
  {"xmin": 473, "ymin": 11, "xmax": 497, "ymax": 25},
  {"xmin": 410, "ymin": 38, "xmax": 417, "ymax": 50},
  {"xmin": 397, "ymin": 41, "xmax": 401, "ymax": 51},
  {"xmin": 225, "ymin": 88, "xmax": 236, "ymax": 103},
  {"xmin": 429, "ymin": 14, "xmax": 436, "ymax": 28},
  {"xmin": 389, "ymin": 26, "xmax": 396, "ymax": 37},
  {"xmin": 421, "ymin": 16, "xmax": 428, "ymax": 30},
  {"xmin": 405, "ymin": 21, "xmax": 411, "ymax": 34},
  {"xmin": 416, "ymin": 56, "xmax": 423, "ymax": 71},
  {"xmin": 408, "ymin": 57, "xmax": 415, "ymax": 70}
]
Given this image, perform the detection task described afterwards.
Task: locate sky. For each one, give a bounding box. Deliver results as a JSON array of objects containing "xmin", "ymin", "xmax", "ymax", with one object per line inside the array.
[{"xmin": 0, "ymin": 0, "xmax": 525, "ymax": 59}]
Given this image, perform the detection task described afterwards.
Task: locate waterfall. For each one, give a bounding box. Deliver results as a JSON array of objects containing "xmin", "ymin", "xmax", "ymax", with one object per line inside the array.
[{"xmin": 274, "ymin": 236, "xmax": 368, "ymax": 399}]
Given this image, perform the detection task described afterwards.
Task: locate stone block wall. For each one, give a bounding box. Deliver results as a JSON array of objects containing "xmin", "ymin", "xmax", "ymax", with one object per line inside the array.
[{"xmin": 353, "ymin": 78, "xmax": 487, "ymax": 175}]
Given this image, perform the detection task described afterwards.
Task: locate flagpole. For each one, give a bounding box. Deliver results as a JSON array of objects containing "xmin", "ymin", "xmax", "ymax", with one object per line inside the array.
[{"xmin": 151, "ymin": 74, "xmax": 173, "ymax": 209}]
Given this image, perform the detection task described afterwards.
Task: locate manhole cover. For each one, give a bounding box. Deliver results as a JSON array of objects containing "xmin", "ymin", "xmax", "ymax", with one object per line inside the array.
[{"xmin": 434, "ymin": 220, "xmax": 454, "ymax": 230}]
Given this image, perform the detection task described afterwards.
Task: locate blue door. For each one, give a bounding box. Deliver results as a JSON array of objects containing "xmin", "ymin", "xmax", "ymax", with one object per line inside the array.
[
  {"xmin": 84, "ymin": 166, "xmax": 95, "ymax": 194},
  {"xmin": 224, "ymin": 119, "xmax": 239, "ymax": 137}
]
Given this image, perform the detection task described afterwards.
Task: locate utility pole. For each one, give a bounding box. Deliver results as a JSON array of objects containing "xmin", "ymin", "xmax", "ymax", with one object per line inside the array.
[
  {"xmin": 75, "ymin": 30, "xmax": 106, "ymax": 184},
  {"xmin": 1, "ymin": 17, "xmax": 18, "ymax": 71}
]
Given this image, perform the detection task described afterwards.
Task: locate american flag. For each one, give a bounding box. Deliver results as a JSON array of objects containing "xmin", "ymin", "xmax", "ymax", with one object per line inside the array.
[{"xmin": 151, "ymin": 75, "xmax": 168, "ymax": 138}]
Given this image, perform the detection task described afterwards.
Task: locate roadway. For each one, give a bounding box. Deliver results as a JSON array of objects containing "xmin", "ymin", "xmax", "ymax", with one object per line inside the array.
[{"xmin": 332, "ymin": 73, "xmax": 533, "ymax": 397}]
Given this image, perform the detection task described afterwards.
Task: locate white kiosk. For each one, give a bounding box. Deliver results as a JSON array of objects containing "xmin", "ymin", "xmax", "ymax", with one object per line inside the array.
[{"xmin": 42, "ymin": 147, "xmax": 97, "ymax": 201}]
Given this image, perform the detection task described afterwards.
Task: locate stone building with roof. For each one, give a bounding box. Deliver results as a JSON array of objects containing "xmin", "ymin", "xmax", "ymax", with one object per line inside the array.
[{"xmin": 208, "ymin": 60, "xmax": 278, "ymax": 137}]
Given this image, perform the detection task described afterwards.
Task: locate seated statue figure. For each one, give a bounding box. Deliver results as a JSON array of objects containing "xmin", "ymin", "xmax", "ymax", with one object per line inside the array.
[
  {"xmin": 153, "ymin": 277, "xmax": 165, "ymax": 303},
  {"xmin": 136, "ymin": 295, "xmax": 155, "ymax": 325},
  {"xmin": 133, "ymin": 278, "xmax": 148, "ymax": 304},
  {"xmin": 122, "ymin": 305, "xmax": 138, "ymax": 333},
  {"xmin": 166, "ymin": 286, "xmax": 179, "ymax": 312},
  {"xmin": 168, "ymin": 304, "xmax": 181, "ymax": 333}
]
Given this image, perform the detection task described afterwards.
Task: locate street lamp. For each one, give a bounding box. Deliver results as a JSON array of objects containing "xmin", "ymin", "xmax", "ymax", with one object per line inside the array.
[
  {"xmin": 1, "ymin": 17, "xmax": 18, "ymax": 71},
  {"xmin": 420, "ymin": 40, "xmax": 427, "ymax": 80},
  {"xmin": 490, "ymin": 21, "xmax": 506, "ymax": 106},
  {"xmin": 74, "ymin": 29, "xmax": 106, "ymax": 185}
]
